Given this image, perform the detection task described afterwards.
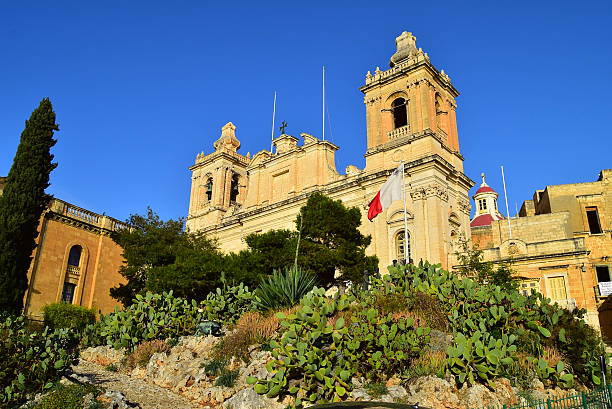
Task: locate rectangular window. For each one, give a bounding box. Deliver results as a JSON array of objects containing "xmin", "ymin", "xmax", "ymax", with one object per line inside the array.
[
  {"xmin": 596, "ymin": 266, "xmax": 611, "ymax": 283},
  {"xmin": 586, "ymin": 207, "xmax": 603, "ymax": 234},
  {"xmin": 478, "ymin": 199, "xmax": 487, "ymax": 211},
  {"xmin": 61, "ymin": 283, "xmax": 76, "ymax": 303},
  {"xmin": 548, "ymin": 276, "xmax": 568, "ymax": 301},
  {"xmin": 520, "ymin": 279, "xmax": 539, "ymax": 296}
]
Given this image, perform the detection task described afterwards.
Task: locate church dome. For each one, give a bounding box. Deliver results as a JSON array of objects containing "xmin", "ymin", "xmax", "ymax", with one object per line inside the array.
[
  {"xmin": 471, "ymin": 213, "xmax": 497, "ymax": 227},
  {"xmin": 470, "ymin": 172, "xmax": 505, "ymax": 227},
  {"xmin": 475, "ymin": 185, "xmax": 495, "ymax": 195}
]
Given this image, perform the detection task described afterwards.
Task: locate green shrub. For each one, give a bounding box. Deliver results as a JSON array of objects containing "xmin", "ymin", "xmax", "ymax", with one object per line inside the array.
[
  {"xmin": 365, "ymin": 382, "xmax": 388, "ymax": 398},
  {"xmin": 250, "ymin": 288, "xmax": 429, "ymax": 406},
  {"xmin": 32, "ymin": 383, "xmax": 102, "ymax": 409},
  {"xmin": 125, "ymin": 339, "xmax": 170, "ymax": 369},
  {"xmin": 403, "ymin": 350, "xmax": 446, "ymax": 380},
  {"xmin": 0, "ymin": 315, "xmax": 78, "ymax": 407},
  {"xmin": 84, "ymin": 285, "xmax": 256, "ymax": 351},
  {"xmin": 200, "ymin": 282, "xmax": 254, "ymax": 323},
  {"xmin": 202, "ymin": 357, "xmax": 227, "ymax": 376},
  {"xmin": 388, "ymin": 261, "xmax": 603, "ymax": 388},
  {"xmin": 43, "ymin": 303, "xmax": 96, "ymax": 333},
  {"xmin": 254, "ymin": 266, "xmax": 316, "ymax": 311},
  {"xmin": 215, "ymin": 369, "xmax": 239, "ymax": 387},
  {"xmin": 105, "ymin": 363, "xmax": 118, "ymax": 372},
  {"xmin": 84, "ymin": 291, "xmax": 201, "ymax": 350}
]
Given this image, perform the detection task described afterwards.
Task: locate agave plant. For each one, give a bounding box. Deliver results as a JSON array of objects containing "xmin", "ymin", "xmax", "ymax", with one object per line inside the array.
[{"xmin": 254, "ymin": 265, "xmax": 317, "ymax": 311}]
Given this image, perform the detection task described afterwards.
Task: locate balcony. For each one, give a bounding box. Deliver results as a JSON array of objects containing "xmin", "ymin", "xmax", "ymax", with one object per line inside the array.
[
  {"xmin": 66, "ymin": 265, "xmax": 80, "ymax": 281},
  {"xmin": 387, "ymin": 125, "xmax": 410, "ymax": 140}
]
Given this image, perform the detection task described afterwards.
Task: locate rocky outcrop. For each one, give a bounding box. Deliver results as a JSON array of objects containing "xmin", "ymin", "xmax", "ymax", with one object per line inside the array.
[
  {"xmin": 80, "ymin": 338, "xmax": 581, "ymax": 409},
  {"xmin": 222, "ymin": 388, "xmax": 284, "ymax": 409},
  {"xmin": 80, "ymin": 345, "xmax": 126, "ymax": 366}
]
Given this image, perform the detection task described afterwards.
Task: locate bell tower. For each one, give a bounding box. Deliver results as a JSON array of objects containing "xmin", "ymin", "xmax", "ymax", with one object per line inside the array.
[
  {"xmin": 361, "ymin": 32, "xmax": 462, "ymax": 172},
  {"xmin": 186, "ymin": 122, "xmax": 250, "ymax": 232}
]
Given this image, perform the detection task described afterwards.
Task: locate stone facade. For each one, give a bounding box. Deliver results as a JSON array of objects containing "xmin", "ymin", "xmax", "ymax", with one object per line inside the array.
[
  {"xmin": 23, "ymin": 198, "xmax": 127, "ymax": 319},
  {"xmin": 469, "ymin": 170, "xmax": 612, "ymax": 334},
  {"xmin": 186, "ymin": 32, "xmax": 474, "ymax": 271}
]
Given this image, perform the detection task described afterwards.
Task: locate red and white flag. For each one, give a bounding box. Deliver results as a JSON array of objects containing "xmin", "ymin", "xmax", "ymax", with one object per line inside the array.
[{"xmin": 367, "ymin": 163, "xmax": 404, "ymax": 221}]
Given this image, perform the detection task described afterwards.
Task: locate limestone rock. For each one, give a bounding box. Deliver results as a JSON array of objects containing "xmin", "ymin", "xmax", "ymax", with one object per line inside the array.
[
  {"xmin": 428, "ymin": 330, "xmax": 454, "ymax": 352},
  {"xmin": 459, "ymin": 384, "xmax": 500, "ymax": 409},
  {"xmin": 80, "ymin": 346, "xmax": 126, "ymax": 367},
  {"xmin": 404, "ymin": 376, "xmax": 461, "ymax": 409},
  {"xmin": 349, "ymin": 388, "xmax": 371, "ymax": 401},
  {"xmin": 101, "ymin": 390, "xmax": 141, "ymax": 408},
  {"xmin": 222, "ymin": 387, "xmax": 284, "ymax": 409}
]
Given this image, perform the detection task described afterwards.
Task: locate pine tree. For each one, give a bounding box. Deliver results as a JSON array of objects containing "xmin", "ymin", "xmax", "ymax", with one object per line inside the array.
[{"xmin": 0, "ymin": 98, "xmax": 58, "ymax": 313}]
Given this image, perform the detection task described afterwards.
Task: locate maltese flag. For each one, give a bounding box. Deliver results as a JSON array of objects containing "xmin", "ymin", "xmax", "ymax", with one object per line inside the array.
[{"xmin": 367, "ymin": 163, "xmax": 404, "ymax": 221}]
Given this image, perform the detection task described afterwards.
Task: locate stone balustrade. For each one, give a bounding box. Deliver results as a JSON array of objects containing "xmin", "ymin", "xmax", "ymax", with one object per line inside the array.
[
  {"xmin": 66, "ymin": 265, "xmax": 80, "ymax": 280},
  {"xmin": 49, "ymin": 199, "xmax": 129, "ymax": 231},
  {"xmin": 387, "ymin": 125, "xmax": 411, "ymax": 140}
]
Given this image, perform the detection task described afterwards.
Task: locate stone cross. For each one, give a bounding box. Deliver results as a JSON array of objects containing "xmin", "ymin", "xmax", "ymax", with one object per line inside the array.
[{"xmin": 280, "ymin": 121, "xmax": 288, "ymax": 134}]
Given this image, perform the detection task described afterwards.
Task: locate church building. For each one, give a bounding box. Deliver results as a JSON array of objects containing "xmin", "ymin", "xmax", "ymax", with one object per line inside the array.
[{"xmin": 186, "ymin": 32, "xmax": 474, "ymax": 271}]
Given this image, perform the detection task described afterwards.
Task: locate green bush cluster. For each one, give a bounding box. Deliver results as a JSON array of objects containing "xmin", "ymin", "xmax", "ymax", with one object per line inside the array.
[
  {"xmin": 390, "ymin": 261, "xmax": 606, "ymax": 388},
  {"xmin": 254, "ymin": 266, "xmax": 317, "ymax": 311},
  {"xmin": 31, "ymin": 383, "xmax": 103, "ymax": 409},
  {"xmin": 83, "ymin": 291, "xmax": 201, "ymax": 350},
  {"xmin": 247, "ymin": 261, "xmax": 607, "ymax": 407},
  {"xmin": 0, "ymin": 315, "xmax": 78, "ymax": 407},
  {"xmin": 249, "ymin": 288, "xmax": 429, "ymax": 405},
  {"xmin": 84, "ymin": 285, "xmax": 256, "ymax": 350},
  {"xmin": 42, "ymin": 303, "xmax": 96, "ymax": 333},
  {"xmin": 200, "ymin": 282, "xmax": 254, "ymax": 323}
]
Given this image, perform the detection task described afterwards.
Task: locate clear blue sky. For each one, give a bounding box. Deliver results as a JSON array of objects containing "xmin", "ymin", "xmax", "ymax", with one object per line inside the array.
[{"xmin": 1, "ymin": 1, "xmax": 611, "ymax": 222}]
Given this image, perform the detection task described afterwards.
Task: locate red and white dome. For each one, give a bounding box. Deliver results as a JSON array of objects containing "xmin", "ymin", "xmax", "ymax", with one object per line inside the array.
[{"xmin": 470, "ymin": 173, "xmax": 504, "ymax": 227}]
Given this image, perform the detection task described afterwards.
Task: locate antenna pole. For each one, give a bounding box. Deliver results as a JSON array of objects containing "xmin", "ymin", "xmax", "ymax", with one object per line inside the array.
[
  {"xmin": 270, "ymin": 91, "xmax": 277, "ymax": 153},
  {"xmin": 401, "ymin": 162, "xmax": 409, "ymax": 264},
  {"xmin": 501, "ymin": 165, "xmax": 512, "ymax": 239},
  {"xmin": 322, "ymin": 66, "xmax": 325, "ymax": 141}
]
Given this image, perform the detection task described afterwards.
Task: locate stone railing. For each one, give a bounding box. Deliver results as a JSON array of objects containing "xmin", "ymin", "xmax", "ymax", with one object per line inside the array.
[
  {"xmin": 195, "ymin": 149, "xmax": 251, "ymax": 166},
  {"xmin": 365, "ymin": 52, "xmax": 429, "ymax": 85},
  {"xmin": 66, "ymin": 265, "xmax": 80, "ymax": 280},
  {"xmin": 65, "ymin": 203, "xmax": 99, "ymax": 224},
  {"xmin": 387, "ymin": 125, "xmax": 411, "ymax": 140},
  {"xmin": 49, "ymin": 199, "xmax": 128, "ymax": 232}
]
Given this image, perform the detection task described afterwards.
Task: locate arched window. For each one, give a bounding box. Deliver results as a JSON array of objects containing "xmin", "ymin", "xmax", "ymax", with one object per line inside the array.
[
  {"xmin": 205, "ymin": 178, "xmax": 213, "ymax": 201},
  {"xmin": 391, "ymin": 98, "xmax": 408, "ymax": 129},
  {"xmin": 67, "ymin": 245, "xmax": 82, "ymax": 267},
  {"xmin": 62, "ymin": 245, "xmax": 82, "ymax": 304},
  {"xmin": 395, "ymin": 230, "xmax": 411, "ymax": 263},
  {"xmin": 230, "ymin": 174, "xmax": 240, "ymax": 203}
]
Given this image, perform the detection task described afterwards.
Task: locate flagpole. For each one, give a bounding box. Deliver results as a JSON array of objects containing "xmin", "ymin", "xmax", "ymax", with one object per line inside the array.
[
  {"xmin": 401, "ymin": 162, "xmax": 409, "ymax": 264},
  {"xmin": 322, "ymin": 66, "xmax": 325, "ymax": 141},
  {"xmin": 501, "ymin": 165, "xmax": 512, "ymax": 239},
  {"xmin": 270, "ymin": 91, "xmax": 277, "ymax": 153}
]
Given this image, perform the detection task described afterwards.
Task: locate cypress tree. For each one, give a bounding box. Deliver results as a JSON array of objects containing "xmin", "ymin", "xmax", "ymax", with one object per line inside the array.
[{"xmin": 0, "ymin": 98, "xmax": 58, "ymax": 313}]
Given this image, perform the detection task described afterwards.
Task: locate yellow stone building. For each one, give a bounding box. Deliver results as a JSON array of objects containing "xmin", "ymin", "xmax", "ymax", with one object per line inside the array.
[
  {"xmin": 22, "ymin": 199, "xmax": 127, "ymax": 319},
  {"xmin": 470, "ymin": 170, "xmax": 612, "ymax": 334},
  {"xmin": 0, "ymin": 176, "xmax": 126, "ymax": 318},
  {"xmin": 186, "ymin": 32, "xmax": 474, "ymax": 271}
]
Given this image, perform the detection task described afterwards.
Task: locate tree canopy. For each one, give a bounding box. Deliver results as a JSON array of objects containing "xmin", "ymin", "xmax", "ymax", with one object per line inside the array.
[
  {"xmin": 0, "ymin": 98, "xmax": 58, "ymax": 313},
  {"xmin": 111, "ymin": 192, "xmax": 378, "ymax": 303},
  {"xmin": 296, "ymin": 192, "xmax": 378, "ymax": 286},
  {"xmin": 110, "ymin": 208, "xmax": 225, "ymax": 305},
  {"xmin": 455, "ymin": 238, "xmax": 518, "ymax": 292}
]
